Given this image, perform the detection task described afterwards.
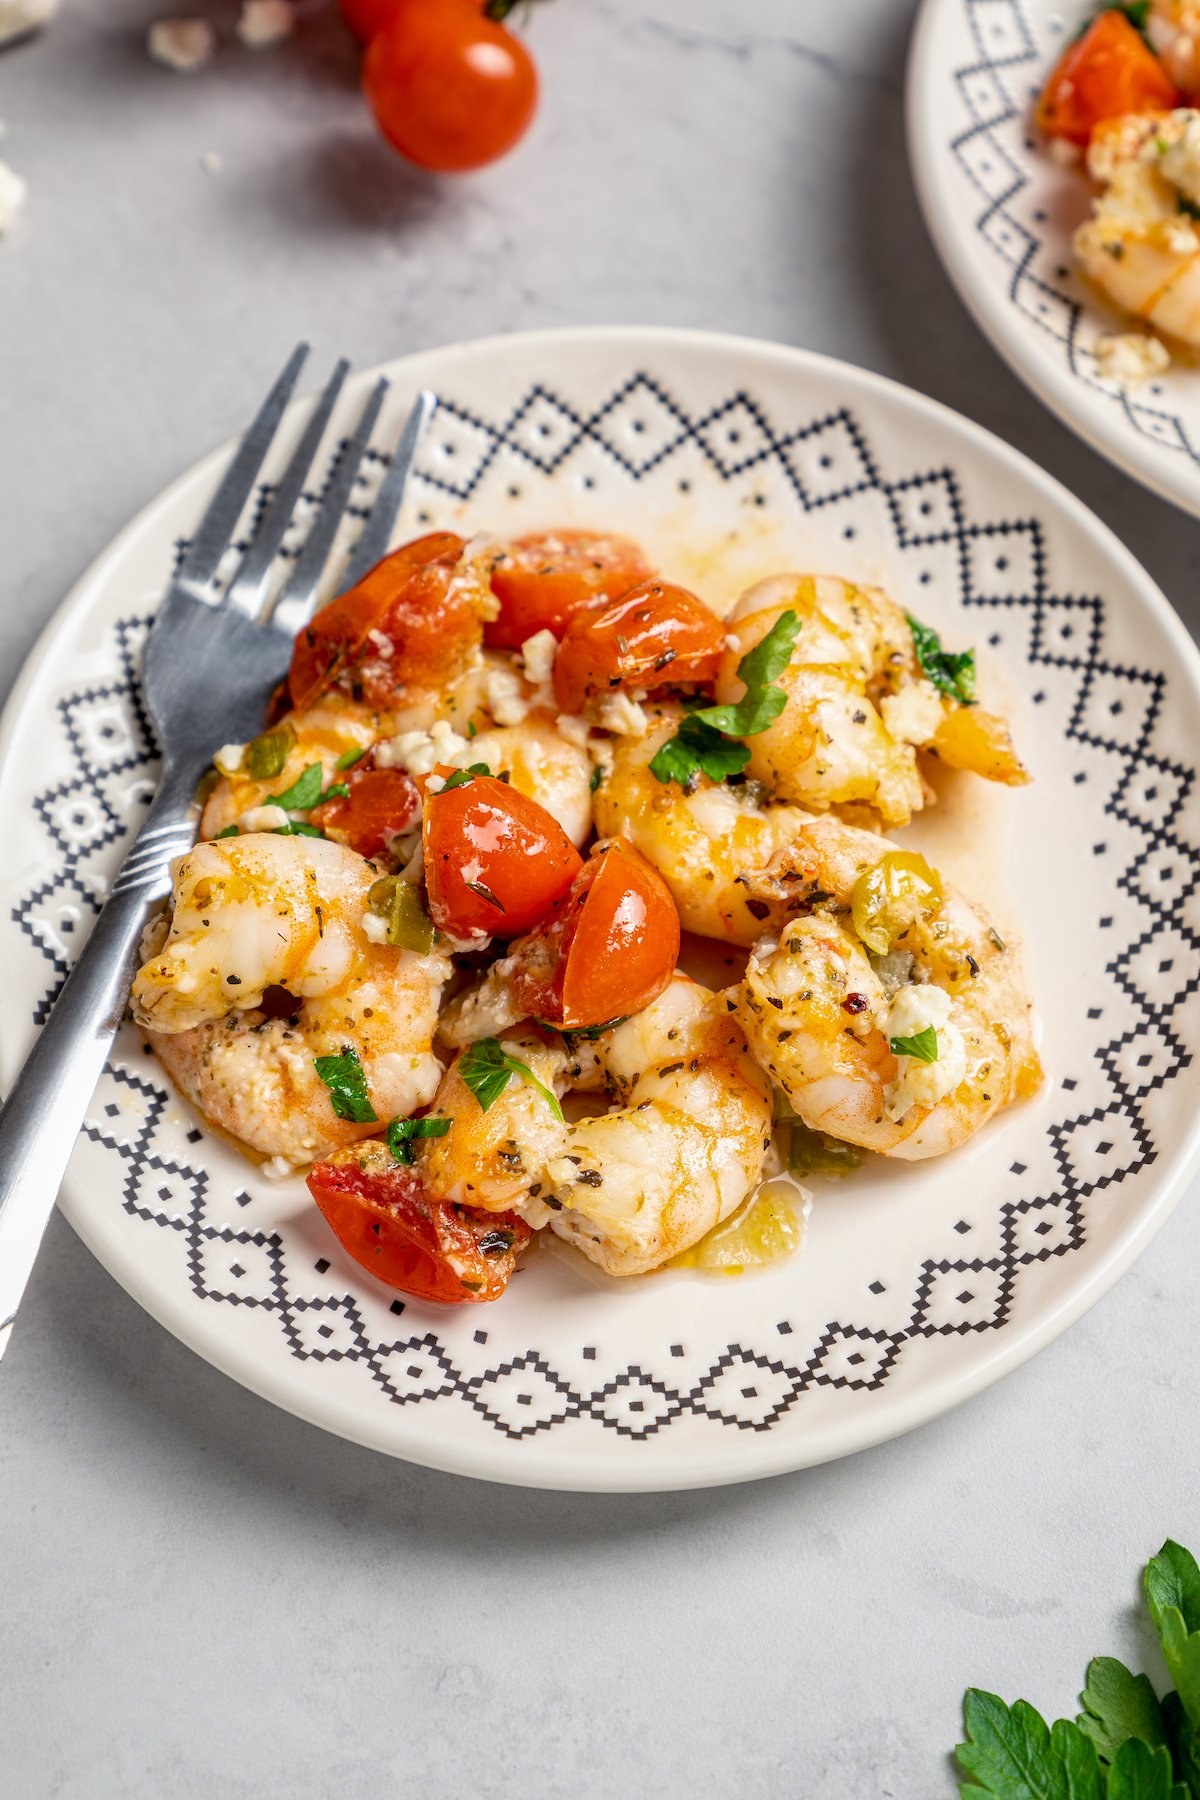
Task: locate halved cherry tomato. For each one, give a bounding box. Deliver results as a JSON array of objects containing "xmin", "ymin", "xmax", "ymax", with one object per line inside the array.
[
  {"xmin": 553, "ymin": 580, "xmax": 726, "ymax": 715},
  {"xmin": 309, "ymin": 1147, "xmax": 529, "ymax": 1304},
  {"xmin": 289, "ymin": 532, "xmax": 467, "ymax": 713},
  {"xmin": 422, "ymin": 770, "xmax": 582, "ymax": 938},
  {"xmin": 363, "ymin": 0, "xmax": 538, "ymax": 175},
  {"xmin": 311, "ymin": 762, "xmax": 420, "ymax": 860},
  {"xmin": 1037, "ymin": 11, "xmax": 1179, "ymax": 145},
  {"xmin": 510, "ymin": 840, "xmax": 680, "ymax": 1029},
  {"xmin": 485, "ymin": 530, "xmax": 654, "ymax": 650}
]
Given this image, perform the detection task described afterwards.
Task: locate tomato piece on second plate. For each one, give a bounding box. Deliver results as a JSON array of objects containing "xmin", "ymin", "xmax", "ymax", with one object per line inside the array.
[
  {"xmin": 511, "ymin": 840, "xmax": 681, "ymax": 1030},
  {"xmin": 422, "ymin": 770, "xmax": 583, "ymax": 939},
  {"xmin": 311, "ymin": 763, "xmax": 420, "ymax": 860},
  {"xmin": 309, "ymin": 1148, "xmax": 530, "ymax": 1304},
  {"xmin": 1037, "ymin": 10, "xmax": 1179, "ymax": 145},
  {"xmin": 289, "ymin": 531, "xmax": 466, "ymax": 711},
  {"xmin": 485, "ymin": 529, "xmax": 654, "ymax": 649},
  {"xmin": 553, "ymin": 580, "xmax": 726, "ymax": 715}
]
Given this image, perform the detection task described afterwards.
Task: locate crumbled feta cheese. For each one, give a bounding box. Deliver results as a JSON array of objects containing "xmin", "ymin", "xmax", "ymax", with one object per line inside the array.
[
  {"xmin": 0, "ymin": 0, "xmax": 56, "ymax": 47},
  {"xmin": 236, "ymin": 803, "xmax": 290, "ymax": 832},
  {"xmin": 520, "ymin": 628, "xmax": 558, "ymax": 690},
  {"xmin": 880, "ymin": 678, "xmax": 944, "ymax": 747},
  {"xmin": 260, "ymin": 1154, "xmax": 298, "ymax": 1181},
  {"xmin": 483, "ymin": 662, "xmax": 528, "ymax": 728},
  {"xmin": 1162, "ymin": 215, "xmax": 1200, "ymax": 255},
  {"xmin": 236, "ymin": 0, "xmax": 293, "ymax": 47},
  {"xmin": 213, "ymin": 741, "xmax": 246, "ymax": 776},
  {"xmin": 361, "ymin": 910, "xmax": 389, "ymax": 945},
  {"xmin": 1095, "ymin": 331, "xmax": 1171, "ymax": 385},
  {"xmin": 1159, "ymin": 112, "xmax": 1200, "ymax": 208},
  {"xmin": 376, "ymin": 718, "xmax": 472, "ymax": 776},
  {"xmin": 554, "ymin": 713, "xmax": 589, "ymax": 748},
  {"xmin": 883, "ymin": 984, "xmax": 967, "ymax": 1122},
  {"xmin": 0, "ymin": 160, "xmax": 26, "ymax": 235},
  {"xmin": 148, "ymin": 17, "xmax": 215, "ymax": 70},
  {"xmin": 594, "ymin": 691, "xmax": 649, "ymax": 737}
]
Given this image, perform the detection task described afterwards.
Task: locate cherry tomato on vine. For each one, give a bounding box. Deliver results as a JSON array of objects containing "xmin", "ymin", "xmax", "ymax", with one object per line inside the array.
[
  {"xmin": 485, "ymin": 530, "xmax": 654, "ymax": 650},
  {"xmin": 309, "ymin": 1150, "xmax": 529, "ymax": 1304},
  {"xmin": 553, "ymin": 580, "xmax": 726, "ymax": 715},
  {"xmin": 510, "ymin": 840, "xmax": 681, "ymax": 1030},
  {"xmin": 422, "ymin": 770, "xmax": 582, "ymax": 939},
  {"xmin": 362, "ymin": 0, "xmax": 539, "ymax": 175}
]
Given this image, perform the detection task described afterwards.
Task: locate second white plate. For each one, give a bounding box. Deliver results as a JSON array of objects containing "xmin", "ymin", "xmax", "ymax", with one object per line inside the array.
[{"xmin": 909, "ymin": 0, "xmax": 1200, "ymax": 516}]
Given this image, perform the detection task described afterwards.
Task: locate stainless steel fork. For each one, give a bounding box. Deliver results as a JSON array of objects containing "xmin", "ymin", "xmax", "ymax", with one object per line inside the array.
[{"xmin": 0, "ymin": 346, "xmax": 436, "ymax": 1358}]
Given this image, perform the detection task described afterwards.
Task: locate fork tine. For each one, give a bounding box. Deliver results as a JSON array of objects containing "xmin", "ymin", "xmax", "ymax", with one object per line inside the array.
[
  {"xmin": 270, "ymin": 375, "xmax": 389, "ymax": 640},
  {"xmin": 223, "ymin": 357, "xmax": 351, "ymax": 619},
  {"xmin": 176, "ymin": 343, "xmax": 310, "ymax": 593},
  {"xmin": 337, "ymin": 388, "xmax": 437, "ymax": 591}
]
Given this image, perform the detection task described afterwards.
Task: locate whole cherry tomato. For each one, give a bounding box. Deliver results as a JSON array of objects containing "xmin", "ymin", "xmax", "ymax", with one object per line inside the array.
[
  {"xmin": 309, "ymin": 1146, "xmax": 529, "ymax": 1304},
  {"xmin": 553, "ymin": 580, "xmax": 726, "ymax": 716},
  {"xmin": 363, "ymin": 0, "xmax": 538, "ymax": 175},
  {"xmin": 422, "ymin": 769, "xmax": 582, "ymax": 939},
  {"xmin": 485, "ymin": 530, "xmax": 653, "ymax": 650},
  {"xmin": 340, "ymin": 0, "xmax": 397, "ymax": 43},
  {"xmin": 510, "ymin": 840, "xmax": 681, "ymax": 1029},
  {"xmin": 289, "ymin": 532, "xmax": 468, "ymax": 712},
  {"xmin": 311, "ymin": 762, "xmax": 420, "ymax": 860}
]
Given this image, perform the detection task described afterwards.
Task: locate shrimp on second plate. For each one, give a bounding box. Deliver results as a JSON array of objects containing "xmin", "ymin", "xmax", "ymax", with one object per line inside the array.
[
  {"xmin": 715, "ymin": 576, "xmax": 1028, "ymax": 827},
  {"xmin": 417, "ymin": 976, "xmax": 773, "ymax": 1276},
  {"xmin": 732, "ymin": 819, "xmax": 1042, "ymax": 1159},
  {"xmin": 1075, "ymin": 108, "xmax": 1200, "ymax": 347},
  {"xmin": 130, "ymin": 833, "xmax": 449, "ymax": 1165}
]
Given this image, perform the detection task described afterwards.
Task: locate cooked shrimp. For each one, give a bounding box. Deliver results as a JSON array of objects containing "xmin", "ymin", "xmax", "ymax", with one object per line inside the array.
[
  {"xmin": 417, "ymin": 976, "xmax": 773, "ymax": 1276},
  {"xmin": 131, "ymin": 834, "xmax": 449, "ymax": 1163},
  {"xmin": 715, "ymin": 576, "xmax": 1026, "ymax": 827},
  {"xmin": 733, "ymin": 822, "xmax": 1041, "ymax": 1159},
  {"xmin": 201, "ymin": 692, "xmax": 382, "ymax": 839},
  {"xmin": 1076, "ymin": 108, "xmax": 1200, "ymax": 346}
]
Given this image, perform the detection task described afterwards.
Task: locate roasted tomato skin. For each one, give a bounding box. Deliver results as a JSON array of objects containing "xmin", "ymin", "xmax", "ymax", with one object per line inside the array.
[
  {"xmin": 1036, "ymin": 11, "xmax": 1179, "ymax": 144},
  {"xmin": 363, "ymin": 0, "xmax": 538, "ymax": 175},
  {"xmin": 553, "ymin": 580, "xmax": 725, "ymax": 715},
  {"xmin": 309, "ymin": 1151, "xmax": 529, "ymax": 1304},
  {"xmin": 289, "ymin": 532, "xmax": 468, "ymax": 712},
  {"xmin": 485, "ymin": 530, "xmax": 653, "ymax": 650},
  {"xmin": 422, "ymin": 773, "xmax": 583, "ymax": 939},
  {"xmin": 511, "ymin": 840, "xmax": 681, "ymax": 1029},
  {"xmin": 311, "ymin": 763, "xmax": 420, "ymax": 861}
]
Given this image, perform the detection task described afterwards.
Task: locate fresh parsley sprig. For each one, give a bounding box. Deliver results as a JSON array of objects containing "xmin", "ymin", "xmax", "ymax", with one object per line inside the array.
[
  {"xmin": 890, "ymin": 1026, "xmax": 939, "ymax": 1063},
  {"xmin": 955, "ymin": 1540, "xmax": 1200, "ymax": 1798},
  {"xmin": 458, "ymin": 1037, "xmax": 564, "ymax": 1122},
  {"xmin": 649, "ymin": 610, "xmax": 801, "ymax": 789},
  {"xmin": 386, "ymin": 1114, "xmax": 452, "ymax": 1164},
  {"xmin": 313, "ymin": 1046, "xmax": 378, "ymax": 1123},
  {"xmin": 907, "ymin": 612, "xmax": 977, "ymax": 706},
  {"xmin": 271, "ymin": 762, "xmax": 349, "ymax": 812}
]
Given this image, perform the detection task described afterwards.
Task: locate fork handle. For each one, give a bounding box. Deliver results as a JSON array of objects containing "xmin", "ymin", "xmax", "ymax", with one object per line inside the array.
[{"xmin": 0, "ymin": 764, "xmax": 199, "ymax": 1358}]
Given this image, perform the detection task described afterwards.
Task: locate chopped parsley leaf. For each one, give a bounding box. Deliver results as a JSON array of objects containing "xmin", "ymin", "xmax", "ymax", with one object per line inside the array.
[
  {"xmin": 906, "ymin": 612, "xmax": 977, "ymax": 705},
  {"xmin": 458, "ymin": 1037, "xmax": 564, "ymax": 1122},
  {"xmin": 313, "ymin": 1046, "xmax": 378, "ymax": 1123},
  {"xmin": 386, "ymin": 1113, "xmax": 452, "ymax": 1164}
]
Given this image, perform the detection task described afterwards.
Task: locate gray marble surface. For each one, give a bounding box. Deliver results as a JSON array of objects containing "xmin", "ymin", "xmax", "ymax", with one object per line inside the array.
[{"xmin": 3, "ymin": 2, "xmax": 1200, "ymax": 1794}]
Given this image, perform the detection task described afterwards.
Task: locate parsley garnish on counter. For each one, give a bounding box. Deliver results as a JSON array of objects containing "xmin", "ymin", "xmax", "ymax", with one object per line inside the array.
[
  {"xmin": 459, "ymin": 1037, "xmax": 564, "ymax": 1121},
  {"xmin": 649, "ymin": 610, "xmax": 800, "ymax": 788},
  {"xmin": 955, "ymin": 1540, "xmax": 1200, "ymax": 1797},
  {"xmin": 313, "ymin": 1046, "xmax": 378, "ymax": 1124},
  {"xmin": 907, "ymin": 612, "xmax": 977, "ymax": 705}
]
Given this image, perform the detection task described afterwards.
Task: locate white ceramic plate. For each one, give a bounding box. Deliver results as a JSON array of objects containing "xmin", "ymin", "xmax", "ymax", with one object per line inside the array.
[
  {"xmin": 909, "ymin": 0, "xmax": 1200, "ymax": 517},
  {"xmin": 3, "ymin": 327, "xmax": 1199, "ymax": 1491}
]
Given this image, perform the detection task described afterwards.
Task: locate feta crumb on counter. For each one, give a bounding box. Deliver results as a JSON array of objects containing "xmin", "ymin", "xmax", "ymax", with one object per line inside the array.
[
  {"xmin": 883, "ymin": 984, "xmax": 967, "ymax": 1123},
  {"xmin": 236, "ymin": 0, "xmax": 293, "ymax": 47},
  {"xmin": 0, "ymin": 161, "xmax": 27, "ymax": 236},
  {"xmin": 199, "ymin": 150, "xmax": 223, "ymax": 175},
  {"xmin": 148, "ymin": 17, "xmax": 216, "ymax": 70},
  {"xmin": 880, "ymin": 678, "xmax": 943, "ymax": 747},
  {"xmin": 0, "ymin": 0, "xmax": 58, "ymax": 48},
  {"xmin": 1095, "ymin": 331, "xmax": 1171, "ymax": 386}
]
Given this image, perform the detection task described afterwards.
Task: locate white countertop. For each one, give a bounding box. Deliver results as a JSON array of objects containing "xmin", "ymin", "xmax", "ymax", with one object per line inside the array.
[{"xmin": 3, "ymin": 2, "xmax": 1198, "ymax": 1793}]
